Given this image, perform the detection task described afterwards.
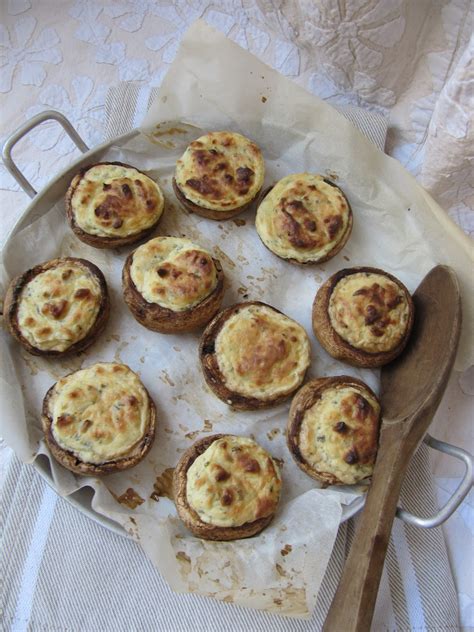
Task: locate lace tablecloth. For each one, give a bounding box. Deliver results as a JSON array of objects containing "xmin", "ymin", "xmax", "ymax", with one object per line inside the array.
[{"xmin": 1, "ymin": 1, "xmax": 473, "ymax": 629}]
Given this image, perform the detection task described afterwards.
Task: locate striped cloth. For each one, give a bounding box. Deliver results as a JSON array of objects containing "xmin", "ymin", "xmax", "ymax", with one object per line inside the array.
[
  {"xmin": 1, "ymin": 443, "xmax": 459, "ymax": 631},
  {"xmin": 104, "ymin": 85, "xmax": 389, "ymax": 151},
  {"xmin": 1, "ymin": 86, "xmax": 459, "ymax": 631}
]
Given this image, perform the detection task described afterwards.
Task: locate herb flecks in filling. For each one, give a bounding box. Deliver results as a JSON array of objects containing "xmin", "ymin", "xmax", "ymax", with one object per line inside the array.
[
  {"xmin": 17, "ymin": 262, "xmax": 102, "ymax": 352},
  {"xmin": 175, "ymin": 131, "xmax": 264, "ymax": 211},
  {"xmin": 71, "ymin": 164, "xmax": 163, "ymax": 238},
  {"xmin": 130, "ymin": 237, "xmax": 218, "ymax": 312},
  {"xmin": 51, "ymin": 363, "xmax": 149, "ymax": 464},
  {"xmin": 328, "ymin": 273, "xmax": 410, "ymax": 353},
  {"xmin": 186, "ymin": 436, "xmax": 281, "ymax": 527},
  {"xmin": 299, "ymin": 385, "xmax": 381, "ymax": 484},
  {"xmin": 215, "ymin": 304, "xmax": 310, "ymax": 399},
  {"xmin": 256, "ymin": 174, "xmax": 350, "ymax": 263}
]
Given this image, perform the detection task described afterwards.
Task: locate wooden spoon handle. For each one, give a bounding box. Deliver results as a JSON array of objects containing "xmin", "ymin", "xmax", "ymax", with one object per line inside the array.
[{"xmin": 323, "ymin": 423, "xmax": 411, "ymax": 632}]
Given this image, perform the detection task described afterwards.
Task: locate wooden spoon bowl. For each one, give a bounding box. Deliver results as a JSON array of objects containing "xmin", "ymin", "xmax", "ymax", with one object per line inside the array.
[{"xmin": 323, "ymin": 265, "xmax": 462, "ymax": 632}]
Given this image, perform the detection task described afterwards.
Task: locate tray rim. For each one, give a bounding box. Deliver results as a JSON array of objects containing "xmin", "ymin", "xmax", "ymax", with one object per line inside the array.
[{"xmin": 2, "ymin": 125, "xmax": 367, "ymax": 536}]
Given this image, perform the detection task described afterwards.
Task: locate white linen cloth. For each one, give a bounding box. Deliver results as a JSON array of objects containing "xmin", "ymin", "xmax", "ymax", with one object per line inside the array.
[
  {"xmin": 1, "ymin": 427, "xmax": 459, "ymax": 631},
  {"xmin": 1, "ymin": 87, "xmax": 460, "ymax": 630}
]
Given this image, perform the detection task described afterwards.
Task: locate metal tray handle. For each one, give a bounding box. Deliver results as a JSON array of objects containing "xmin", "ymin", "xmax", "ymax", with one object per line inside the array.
[
  {"xmin": 397, "ymin": 433, "xmax": 473, "ymax": 528},
  {"xmin": 2, "ymin": 110, "xmax": 89, "ymax": 198}
]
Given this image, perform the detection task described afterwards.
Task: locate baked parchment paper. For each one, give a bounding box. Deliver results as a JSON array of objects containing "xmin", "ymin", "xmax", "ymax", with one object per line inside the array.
[{"xmin": 1, "ymin": 21, "xmax": 472, "ymax": 618}]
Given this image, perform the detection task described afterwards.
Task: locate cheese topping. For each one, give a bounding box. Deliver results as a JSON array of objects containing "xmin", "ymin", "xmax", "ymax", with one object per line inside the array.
[
  {"xmin": 50, "ymin": 363, "xmax": 150, "ymax": 464},
  {"xmin": 17, "ymin": 261, "xmax": 102, "ymax": 352},
  {"xmin": 256, "ymin": 174, "xmax": 351, "ymax": 262},
  {"xmin": 215, "ymin": 304, "xmax": 310, "ymax": 399},
  {"xmin": 130, "ymin": 237, "xmax": 218, "ymax": 311},
  {"xmin": 186, "ymin": 436, "xmax": 281, "ymax": 527},
  {"xmin": 329, "ymin": 272, "xmax": 410, "ymax": 353},
  {"xmin": 71, "ymin": 164, "xmax": 164, "ymax": 237},
  {"xmin": 175, "ymin": 131, "xmax": 264, "ymax": 211},
  {"xmin": 299, "ymin": 385, "xmax": 380, "ymax": 484}
]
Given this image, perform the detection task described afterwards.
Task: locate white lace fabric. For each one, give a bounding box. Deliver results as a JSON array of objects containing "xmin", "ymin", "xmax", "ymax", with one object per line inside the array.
[{"xmin": 0, "ymin": 1, "xmax": 472, "ymax": 239}]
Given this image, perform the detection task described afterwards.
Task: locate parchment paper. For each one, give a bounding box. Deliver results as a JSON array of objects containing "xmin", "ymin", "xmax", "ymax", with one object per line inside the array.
[{"xmin": 1, "ymin": 21, "xmax": 472, "ymax": 618}]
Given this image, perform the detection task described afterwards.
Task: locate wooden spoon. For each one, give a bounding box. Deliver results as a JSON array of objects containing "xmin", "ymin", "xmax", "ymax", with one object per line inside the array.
[{"xmin": 323, "ymin": 265, "xmax": 462, "ymax": 632}]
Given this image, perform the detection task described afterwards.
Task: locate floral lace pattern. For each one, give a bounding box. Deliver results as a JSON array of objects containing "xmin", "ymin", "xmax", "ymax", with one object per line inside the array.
[{"xmin": 1, "ymin": 0, "xmax": 471, "ymax": 236}]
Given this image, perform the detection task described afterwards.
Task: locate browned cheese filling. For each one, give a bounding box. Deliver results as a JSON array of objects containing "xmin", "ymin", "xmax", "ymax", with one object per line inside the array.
[
  {"xmin": 130, "ymin": 237, "xmax": 218, "ymax": 311},
  {"xmin": 175, "ymin": 131, "xmax": 264, "ymax": 211},
  {"xmin": 328, "ymin": 272, "xmax": 410, "ymax": 353},
  {"xmin": 17, "ymin": 261, "xmax": 102, "ymax": 352},
  {"xmin": 71, "ymin": 164, "xmax": 164, "ymax": 237},
  {"xmin": 186, "ymin": 436, "xmax": 281, "ymax": 527},
  {"xmin": 215, "ymin": 304, "xmax": 311, "ymax": 399},
  {"xmin": 256, "ymin": 174, "xmax": 351, "ymax": 262},
  {"xmin": 299, "ymin": 385, "xmax": 381, "ymax": 484},
  {"xmin": 50, "ymin": 363, "xmax": 150, "ymax": 464}
]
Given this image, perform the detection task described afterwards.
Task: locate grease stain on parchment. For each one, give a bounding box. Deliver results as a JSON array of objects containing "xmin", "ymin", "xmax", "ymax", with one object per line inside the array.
[
  {"xmin": 153, "ymin": 126, "xmax": 188, "ymax": 137},
  {"xmin": 160, "ymin": 370, "xmax": 175, "ymax": 387},
  {"xmin": 20, "ymin": 349, "xmax": 85, "ymax": 380},
  {"xmin": 113, "ymin": 487, "xmax": 145, "ymax": 509},
  {"xmin": 20, "ymin": 352, "xmax": 39, "ymax": 376},
  {"xmin": 150, "ymin": 467, "xmax": 175, "ymax": 501},
  {"xmin": 261, "ymin": 266, "xmax": 278, "ymax": 280},
  {"xmin": 185, "ymin": 429, "xmax": 200, "ymax": 440},
  {"xmin": 213, "ymin": 246, "xmax": 235, "ymax": 270},
  {"xmin": 176, "ymin": 551, "xmax": 191, "ymax": 566},
  {"xmin": 172, "ymin": 390, "xmax": 221, "ymax": 422},
  {"xmin": 184, "ymin": 419, "xmax": 214, "ymax": 441},
  {"xmin": 281, "ymin": 544, "xmax": 292, "ymax": 556},
  {"xmin": 237, "ymin": 254, "xmax": 249, "ymax": 265},
  {"xmin": 147, "ymin": 136, "xmax": 177, "ymax": 149},
  {"xmin": 127, "ymin": 516, "xmax": 140, "ymax": 540},
  {"xmin": 268, "ymin": 588, "xmax": 306, "ymax": 614},
  {"xmin": 172, "ymin": 538, "xmax": 307, "ymax": 615},
  {"xmin": 267, "ymin": 428, "xmax": 280, "ymax": 440},
  {"xmin": 113, "ymin": 341, "xmax": 129, "ymax": 363}
]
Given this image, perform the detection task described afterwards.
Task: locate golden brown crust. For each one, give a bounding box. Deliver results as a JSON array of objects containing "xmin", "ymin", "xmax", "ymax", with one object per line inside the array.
[
  {"xmin": 173, "ymin": 434, "xmax": 275, "ymax": 540},
  {"xmin": 41, "ymin": 375, "xmax": 156, "ymax": 476},
  {"xmin": 3, "ymin": 257, "xmax": 110, "ymax": 357},
  {"xmin": 174, "ymin": 131, "xmax": 264, "ymax": 214},
  {"xmin": 122, "ymin": 251, "xmax": 225, "ymax": 333},
  {"xmin": 287, "ymin": 376, "xmax": 380, "ymax": 486},
  {"xmin": 172, "ymin": 177, "xmax": 260, "ymax": 220},
  {"xmin": 312, "ymin": 267, "xmax": 414, "ymax": 368},
  {"xmin": 199, "ymin": 302, "xmax": 309, "ymax": 410},
  {"xmin": 65, "ymin": 161, "xmax": 163, "ymax": 249},
  {"xmin": 256, "ymin": 178, "xmax": 353, "ymax": 265}
]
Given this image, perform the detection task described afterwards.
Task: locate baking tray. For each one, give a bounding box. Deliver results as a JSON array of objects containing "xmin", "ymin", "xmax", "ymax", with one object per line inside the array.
[{"xmin": 2, "ymin": 109, "xmax": 473, "ymax": 537}]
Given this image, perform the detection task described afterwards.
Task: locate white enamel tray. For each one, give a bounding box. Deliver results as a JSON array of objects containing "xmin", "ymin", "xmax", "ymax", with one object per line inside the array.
[{"xmin": 3, "ymin": 110, "xmax": 473, "ymax": 537}]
